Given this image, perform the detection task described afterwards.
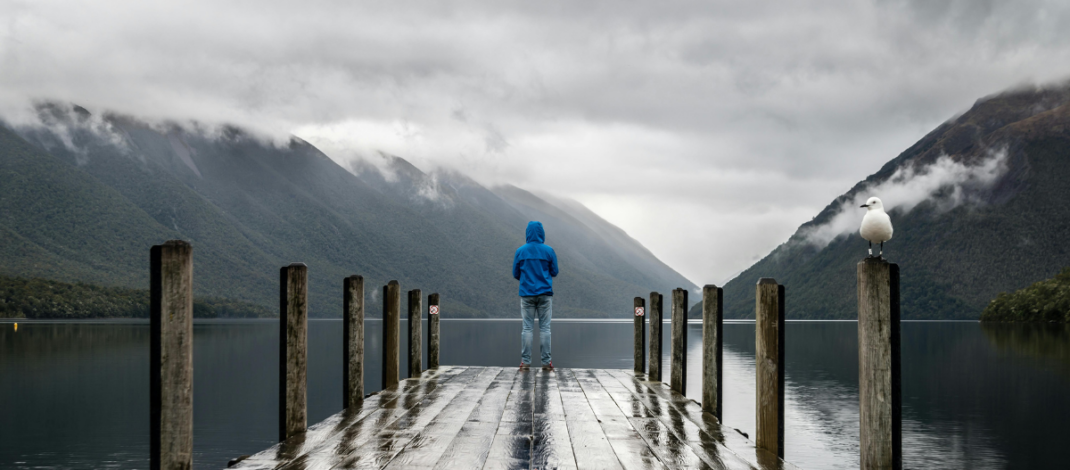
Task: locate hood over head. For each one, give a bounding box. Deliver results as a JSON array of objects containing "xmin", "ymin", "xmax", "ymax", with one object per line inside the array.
[{"xmin": 525, "ymin": 221, "xmax": 545, "ymax": 244}]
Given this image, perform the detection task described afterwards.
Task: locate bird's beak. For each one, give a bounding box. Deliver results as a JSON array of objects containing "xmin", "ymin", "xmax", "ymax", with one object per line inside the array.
[{"xmin": 860, "ymin": 204, "xmax": 869, "ymax": 208}]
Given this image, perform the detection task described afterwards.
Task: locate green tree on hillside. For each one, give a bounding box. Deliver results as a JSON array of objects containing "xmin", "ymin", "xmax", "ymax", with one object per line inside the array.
[{"xmin": 981, "ymin": 267, "xmax": 1070, "ymax": 322}]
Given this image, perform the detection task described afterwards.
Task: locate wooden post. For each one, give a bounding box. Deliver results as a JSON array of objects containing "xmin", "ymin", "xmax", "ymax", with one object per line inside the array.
[
  {"xmin": 702, "ymin": 284, "xmax": 723, "ymax": 420},
  {"xmin": 279, "ymin": 263, "xmax": 308, "ymax": 441},
  {"xmin": 343, "ymin": 275, "xmax": 364, "ymax": 409},
  {"xmin": 858, "ymin": 258, "xmax": 902, "ymax": 470},
  {"xmin": 382, "ymin": 280, "xmax": 401, "ymax": 389},
  {"xmin": 755, "ymin": 278, "xmax": 785, "ymax": 457},
  {"xmin": 633, "ymin": 297, "xmax": 646, "ymax": 374},
  {"xmin": 428, "ymin": 293, "xmax": 440, "ymax": 369},
  {"xmin": 648, "ymin": 292, "xmax": 663, "ymax": 382},
  {"xmin": 408, "ymin": 289, "xmax": 422, "ymax": 378},
  {"xmin": 150, "ymin": 240, "xmax": 193, "ymax": 470},
  {"xmin": 670, "ymin": 288, "xmax": 688, "ymax": 394}
]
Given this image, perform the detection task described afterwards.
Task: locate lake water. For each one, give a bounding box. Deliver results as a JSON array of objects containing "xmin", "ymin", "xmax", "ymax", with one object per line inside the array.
[{"xmin": 1, "ymin": 319, "xmax": 1067, "ymax": 469}]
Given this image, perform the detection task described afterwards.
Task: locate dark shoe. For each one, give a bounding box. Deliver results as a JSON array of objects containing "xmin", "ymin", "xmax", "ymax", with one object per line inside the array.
[
  {"xmin": 542, "ymin": 362, "xmax": 554, "ymax": 371},
  {"xmin": 519, "ymin": 363, "xmax": 530, "ymax": 371}
]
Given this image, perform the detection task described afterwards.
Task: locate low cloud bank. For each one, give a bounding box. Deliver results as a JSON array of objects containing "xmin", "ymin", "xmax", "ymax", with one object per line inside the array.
[{"xmin": 800, "ymin": 147, "xmax": 1010, "ymax": 248}]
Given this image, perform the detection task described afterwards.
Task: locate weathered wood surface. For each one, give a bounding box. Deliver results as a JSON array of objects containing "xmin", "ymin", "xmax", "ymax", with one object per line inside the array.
[
  {"xmin": 150, "ymin": 240, "xmax": 193, "ymax": 470},
  {"xmin": 647, "ymin": 292, "xmax": 663, "ymax": 382},
  {"xmin": 670, "ymin": 288, "xmax": 688, "ymax": 395},
  {"xmin": 755, "ymin": 278, "xmax": 785, "ymax": 458},
  {"xmin": 633, "ymin": 297, "xmax": 645, "ymax": 374},
  {"xmin": 702, "ymin": 284, "xmax": 723, "ymax": 420},
  {"xmin": 858, "ymin": 258, "xmax": 902, "ymax": 470},
  {"xmin": 427, "ymin": 293, "xmax": 440, "ymax": 369},
  {"xmin": 279, "ymin": 263, "xmax": 308, "ymax": 442},
  {"xmin": 232, "ymin": 366, "xmax": 798, "ymax": 470},
  {"xmin": 408, "ymin": 289, "xmax": 423, "ymax": 378},
  {"xmin": 382, "ymin": 281, "xmax": 401, "ymax": 389},
  {"xmin": 343, "ymin": 275, "xmax": 364, "ymax": 409}
]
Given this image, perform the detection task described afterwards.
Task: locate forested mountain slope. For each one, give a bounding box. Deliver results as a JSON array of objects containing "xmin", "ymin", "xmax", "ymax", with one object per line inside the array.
[{"xmin": 1, "ymin": 104, "xmax": 694, "ymax": 318}]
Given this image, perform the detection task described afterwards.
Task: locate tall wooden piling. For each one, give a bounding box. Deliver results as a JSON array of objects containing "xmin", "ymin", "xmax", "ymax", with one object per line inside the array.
[
  {"xmin": 343, "ymin": 275, "xmax": 364, "ymax": 409},
  {"xmin": 648, "ymin": 292, "xmax": 663, "ymax": 382},
  {"xmin": 670, "ymin": 288, "xmax": 688, "ymax": 394},
  {"xmin": 755, "ymin": 278, "xmax": 785, "ymax": 458},
  {"xmin": 408, "ymin": 289, "xmax": 422, "ymax": 378},
  {"xmin": 382, "ymin": 281, "xmax": 401, "ymax": 389},
  {"xmin": 702, "ymin": 284, "xmax": 723, "ymax": 420},
  {"xmin": 150, "ymin": 240, "xmax": 193, "ymax": 470},
  {"xmin": 279, "ymin": 263, "xmax": 308, "ymax": 442},
  {"xmin": 633, "ymin": 297, "xmax": 646, "ymax": 374},
  {"xmin": 428, "ymin": 293, "xmax": 440, "ymax": 369},
  {"xmin": 858, "ymin": 258, "xmax": 902, "ymax": 470}
]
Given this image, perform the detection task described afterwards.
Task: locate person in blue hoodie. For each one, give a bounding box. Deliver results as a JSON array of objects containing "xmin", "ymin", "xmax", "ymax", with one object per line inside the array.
[{"xmin": 513, "ymin": 221, "xmax": 559, "ymax": 371}]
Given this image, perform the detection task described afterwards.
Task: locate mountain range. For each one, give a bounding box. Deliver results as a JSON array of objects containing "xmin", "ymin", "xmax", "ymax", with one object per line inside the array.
[
  {"xmin": 5, "ymin": 82, "xmax": 1070, "ymax": 321},
  {"xmin": 0, "ymin": 104, "xmax": 695, "ymax": 318},
  {"xmin": 702, "ymin": 82, "xmax": 1070, "ymax": 319}
]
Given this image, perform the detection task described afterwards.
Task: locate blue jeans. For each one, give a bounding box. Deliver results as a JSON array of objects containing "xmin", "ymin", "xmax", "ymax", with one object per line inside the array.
[{"xmin": 520, "ymin": 295, "xmax": 552, "ymax": 365}]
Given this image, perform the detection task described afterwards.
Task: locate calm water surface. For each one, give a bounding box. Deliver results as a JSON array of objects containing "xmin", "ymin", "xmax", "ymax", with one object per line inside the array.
[{"xmin": 1, "ymin": 319, "xmax": 1067, "ymax": 469}]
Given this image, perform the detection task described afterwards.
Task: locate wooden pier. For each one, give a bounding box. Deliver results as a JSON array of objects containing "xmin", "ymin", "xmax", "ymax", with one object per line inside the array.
[
  {"xmin": 229, "ymin": 366, "xmax": 796, "ymax": 470},
  {"xmin": 148, "ymin": 241, "xmax": 902, "ymax": 470}
]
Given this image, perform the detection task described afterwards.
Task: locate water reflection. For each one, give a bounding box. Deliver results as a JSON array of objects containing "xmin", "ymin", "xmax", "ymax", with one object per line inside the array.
[
  {"xmin": 1, "ymin": 320, "xmax": 1068, "ymax": 469},
  {"xmin": 981, "ymin": 323, "xmax": 1070, "ymax": 373}
]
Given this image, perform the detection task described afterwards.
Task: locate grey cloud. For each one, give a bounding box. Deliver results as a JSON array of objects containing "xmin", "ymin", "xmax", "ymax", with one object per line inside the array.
[{"xmin": 2, "ymin": 0, "xmax": 1070, "ymax": 283}]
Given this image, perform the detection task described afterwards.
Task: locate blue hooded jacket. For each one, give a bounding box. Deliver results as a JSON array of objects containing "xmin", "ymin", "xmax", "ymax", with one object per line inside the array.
[{"xmin": 513, "ymin": 221, "xmax": 559, "ymax": 296}]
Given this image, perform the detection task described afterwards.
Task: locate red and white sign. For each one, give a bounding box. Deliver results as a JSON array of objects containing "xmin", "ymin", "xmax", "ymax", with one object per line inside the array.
[
  {"xmin": 429, "ymin": 305, "xmax": 440, "ymax": 315},
  {"xmin": 635, "ymin": 307, "xmax": 644, "ymax": 317}
]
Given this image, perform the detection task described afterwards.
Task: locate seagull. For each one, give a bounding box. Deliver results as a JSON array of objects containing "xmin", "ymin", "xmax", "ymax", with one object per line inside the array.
[{"xmin": 860, "ymin": 196, "xmax": 893, "ymax": 257}]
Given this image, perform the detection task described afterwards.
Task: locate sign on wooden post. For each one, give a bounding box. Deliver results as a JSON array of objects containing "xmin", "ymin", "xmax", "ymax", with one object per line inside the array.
[
  {"xmin": 634, "ymin": 297, "xmax": 646, "ymax": 374},
  {"xmin": 428, "ymin": 293, "xmax": 440, "ymax": 369}
]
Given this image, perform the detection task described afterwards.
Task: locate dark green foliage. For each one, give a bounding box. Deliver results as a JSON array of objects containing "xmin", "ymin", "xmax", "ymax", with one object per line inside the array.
[
  {"xmin": 696, "ymin": 83, "xmax": 1070, "ymax": 320},
  {"xmin": 980, "ymin": 267, "xmax": 1070, "ymax": 322},
  {"xmin": 0, "ymin": 275, "xmax": 272, "ymax": 319}
]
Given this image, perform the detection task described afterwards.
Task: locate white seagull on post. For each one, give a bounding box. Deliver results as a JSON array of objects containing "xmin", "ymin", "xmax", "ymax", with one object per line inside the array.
[{"xmin": 860, "ymin": 196, "xmax": 893, "ymax": 257}]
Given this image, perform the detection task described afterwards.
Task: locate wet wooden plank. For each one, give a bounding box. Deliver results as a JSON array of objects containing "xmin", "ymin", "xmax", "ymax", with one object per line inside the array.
[
  {"xmin": 484, "ymin": 370, "xmax": 534, "ymax": 468},
  {"xmin": 571, "ymin": 369, "xmax": 665, "ymax": 470},
  {"xmin": 231, "ymin": 366, "xmax": 467, "ymax": 469},
  {"xmin": 284, "ymin": 366, "xmax": 471, "ymax": 469},
  {"xmin": 604, "ymin": 369, "xmax": 797, "ymax": 470},
  {"xmin": 590, "ymin": 369, "xmax": 728, "ymax": 470},
  {"xmin": 234, "ymin": 367, "xmax": 800, "ymax": 470},
  {"xmin": 326, "ymin": 367, "xmax": 488, "ymax": 469},
  {"xmin": 430, "ymin": 369, "xmax": 517, "ymax": 470},
  {"xmin": 377, "ymin": 367, "xmax": 505, "ymax": 469},
  {"xmin": 532, "ymin": 370, "xmax": 577, "ymax": 470},
  {"xmin": 499, "ymin": 369, "xmax": 534, "ymax": 425},
  {"xmin": 559, "ymin": 369, "xmax": 624, "ymax": 469}
]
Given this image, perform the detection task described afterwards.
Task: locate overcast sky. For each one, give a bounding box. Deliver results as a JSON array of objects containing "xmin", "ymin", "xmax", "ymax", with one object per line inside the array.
[{"xmin": 3, "ymin": 0, "xmax": 1070, "ymax": 284}]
